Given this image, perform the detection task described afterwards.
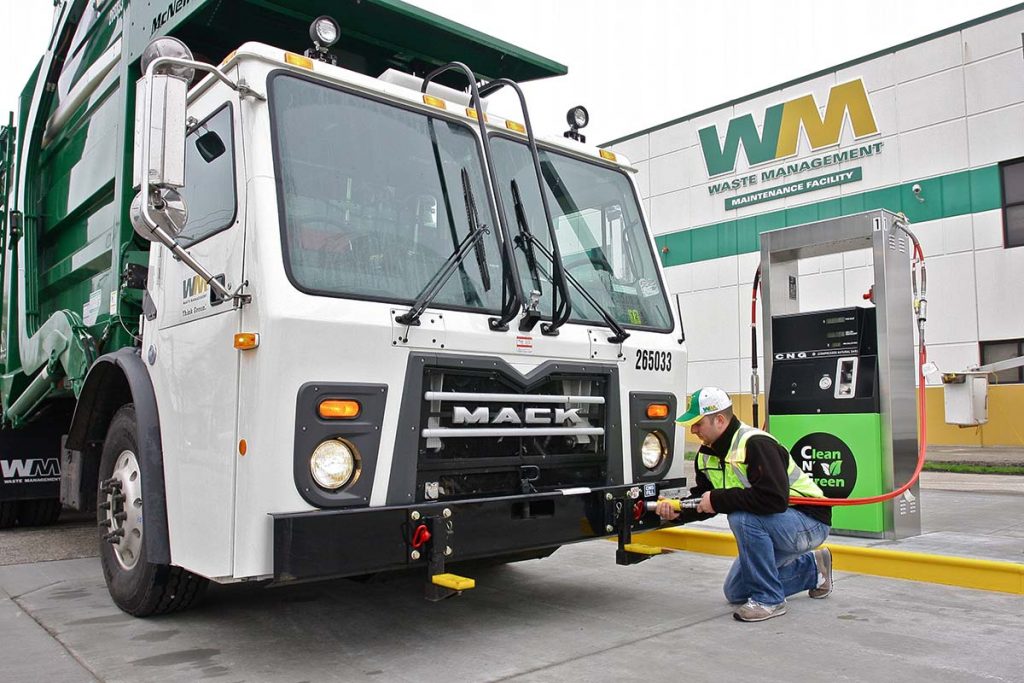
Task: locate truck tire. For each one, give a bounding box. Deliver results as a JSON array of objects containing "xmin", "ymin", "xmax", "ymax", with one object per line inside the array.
[
  {"xmin": 17, "ymin": 498, "xmax": 62, "ymax": 526},
  {"xmin": 97, "ymin": 404, "xmax": 208, "ymax": 616},
  {"xmin": 0, "ymin": 501, "xmax": 17, "ymax": 528}
]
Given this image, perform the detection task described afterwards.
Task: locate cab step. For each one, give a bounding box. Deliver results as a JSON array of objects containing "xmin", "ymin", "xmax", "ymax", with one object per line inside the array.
[
  {"xmin": 430, "ymin": 573, "xmax": 475, "ymax": 591},
  {"xmin": 623, "ymin": 543, "xmax": 663, "ymax": 556}
]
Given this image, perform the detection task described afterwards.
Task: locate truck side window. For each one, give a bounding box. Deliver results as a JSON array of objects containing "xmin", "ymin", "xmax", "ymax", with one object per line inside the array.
[{"xmin": 178, "ymin": 104, "xmax": 237, "ymax": 246}]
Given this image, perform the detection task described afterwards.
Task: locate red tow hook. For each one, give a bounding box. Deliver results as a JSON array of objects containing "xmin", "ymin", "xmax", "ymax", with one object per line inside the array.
[
  {"xmin": 411, "ymin": 523, "xmax": 431, "ymax": 549},
  {"xmin": 633, "ymin": 500, "xmax": 646, "ymax": 521}
]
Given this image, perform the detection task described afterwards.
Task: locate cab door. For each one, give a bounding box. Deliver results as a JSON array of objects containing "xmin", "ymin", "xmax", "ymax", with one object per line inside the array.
[{"xmin": 146, "ymin": 88, "xmax": 246, "ymax": 578}]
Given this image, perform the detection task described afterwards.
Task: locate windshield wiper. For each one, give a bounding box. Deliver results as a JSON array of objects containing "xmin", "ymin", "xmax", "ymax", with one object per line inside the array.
[
  {"xmin": 465, "ymin": 169, "xmax": 491, "ymax": 293},
  {"xmin": 511, "ymin": 180, "xmax": 543, "ymax": 331},
  {"xmin": 509, "ymin": 179, "xmax": 630, "ymax": 344},
  {"xmin": 427, "ymin": 118, "xmax": 482, "ymax": 308},
  {"xmin": 395, "ymin": 168, "xmax": 490, "ymax": 326}
]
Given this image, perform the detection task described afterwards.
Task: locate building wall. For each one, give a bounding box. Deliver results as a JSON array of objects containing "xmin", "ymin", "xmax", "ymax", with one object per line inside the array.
[{"xmin": 609, "ymin": 7, "xmax": 1024, "ymax": 445}]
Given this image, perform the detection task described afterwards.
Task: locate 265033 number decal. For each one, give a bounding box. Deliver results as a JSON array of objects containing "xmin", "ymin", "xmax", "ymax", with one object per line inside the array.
[{"xmin": 635, "ymin": 350, "xmax": 672, "ymax": 372}]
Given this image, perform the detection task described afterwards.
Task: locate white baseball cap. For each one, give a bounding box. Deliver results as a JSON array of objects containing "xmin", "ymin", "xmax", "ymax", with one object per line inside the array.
[{"xmin": 676, "ymin": 387, "xmax": 732, "ymax": 425}]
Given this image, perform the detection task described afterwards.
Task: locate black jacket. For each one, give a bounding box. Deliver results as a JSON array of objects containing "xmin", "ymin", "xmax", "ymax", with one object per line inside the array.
[{"xmin": 678, "ymin": 417, "xmax": 831, "ymax": 526}]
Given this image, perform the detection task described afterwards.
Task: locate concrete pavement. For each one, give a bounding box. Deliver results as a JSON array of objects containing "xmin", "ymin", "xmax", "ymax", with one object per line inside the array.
[{"xmin": 1, "ymin": 475, "xmax": 1022, "ymax": 682}]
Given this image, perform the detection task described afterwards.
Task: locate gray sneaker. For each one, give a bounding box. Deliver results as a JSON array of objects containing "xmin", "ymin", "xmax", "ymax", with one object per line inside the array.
[
  {"xmin": 733, "ymin": 598, "xmax": 787, "ymax": 622},
  {"xmin": 809, "ymin": 547, "xmax": 833, "ymax": 599}
]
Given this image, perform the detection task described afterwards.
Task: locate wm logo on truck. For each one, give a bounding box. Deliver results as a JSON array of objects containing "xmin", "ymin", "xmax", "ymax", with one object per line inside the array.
[
  {"xmin": 699, "ymin": 79, "xmax": 878, "ymax": 177},
  {"xmin": 182, "ymin": 275, "xmax": 209, "ymax": 299},
  {"xmin": 1, "ymin": 458, "xmax": 61, "ymax": 482}
]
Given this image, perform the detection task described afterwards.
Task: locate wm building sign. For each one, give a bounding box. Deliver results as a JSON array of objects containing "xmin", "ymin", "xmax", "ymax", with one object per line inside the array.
[{"xmin": 699, "ymin": 79, "xmax": 882, "ymax": 207}]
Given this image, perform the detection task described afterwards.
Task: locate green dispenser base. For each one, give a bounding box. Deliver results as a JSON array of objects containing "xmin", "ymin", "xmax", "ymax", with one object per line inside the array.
[{"xmin": 770, "ymin": 413, "xmax": 885, "ymax": 536}]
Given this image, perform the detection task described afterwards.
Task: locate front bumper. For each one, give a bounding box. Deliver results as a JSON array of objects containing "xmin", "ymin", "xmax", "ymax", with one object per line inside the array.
[{"xmin": 273, "ymin": 478, "xmax": 686, "ymax": 582}]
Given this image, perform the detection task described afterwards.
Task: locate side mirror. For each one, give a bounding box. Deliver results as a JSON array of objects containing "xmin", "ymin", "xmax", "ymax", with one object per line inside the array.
[
  {"xmin": 133, "ymin": 73, "xmax": 189, "ymax": 191},
  {"xmin": 128, "ymin": 37, "xmax": 250, "ymax": 308},
  {"xmin": 132, "ymin": 37, "xmax": 194, "ymax": 191},
  {"xmin": 195, "ymin": 130, "xmax": 226, "ymax": 163}
]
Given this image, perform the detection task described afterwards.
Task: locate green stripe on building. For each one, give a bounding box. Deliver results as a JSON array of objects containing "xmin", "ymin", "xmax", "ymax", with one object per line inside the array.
[{"xmin": 655, "ymin": 166, "xmax": 1003, "ymax": 268}]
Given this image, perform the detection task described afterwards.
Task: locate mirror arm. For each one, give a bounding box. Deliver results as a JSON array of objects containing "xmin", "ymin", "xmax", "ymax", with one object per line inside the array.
[
  {"xmin": 144, "ymin": 203, "xmax": 238, "ymax": 304},
  {"xmin": 146, "ymin": 57, "xmax": 266, "ymax": 100}
]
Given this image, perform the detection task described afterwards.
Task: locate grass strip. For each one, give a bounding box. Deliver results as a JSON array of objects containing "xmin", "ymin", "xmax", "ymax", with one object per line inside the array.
[{"xmin": 923, "ymin": 461, "xmax": 1024, "ymax": 476}]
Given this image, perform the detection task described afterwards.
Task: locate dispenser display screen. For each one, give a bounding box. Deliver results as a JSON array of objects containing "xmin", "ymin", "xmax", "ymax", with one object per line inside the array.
[{"xmin": 771, "ymin": 306, "xmax": 877, "ymax": 360}]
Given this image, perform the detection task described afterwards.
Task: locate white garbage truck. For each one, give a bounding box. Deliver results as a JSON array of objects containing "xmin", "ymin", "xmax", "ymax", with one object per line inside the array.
[{"xmin": 0, "ymin": 0, "xmax": 687, "ymax": 615}]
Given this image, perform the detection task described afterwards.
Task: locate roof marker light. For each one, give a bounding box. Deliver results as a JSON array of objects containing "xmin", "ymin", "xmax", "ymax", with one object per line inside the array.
[
  {"xmin": 285, "ymin": 52, "xmax": 314, "ymax": 70},
  {"xmin": 423, "ymin": 94, "xmax": 447, "ymax": 109}
]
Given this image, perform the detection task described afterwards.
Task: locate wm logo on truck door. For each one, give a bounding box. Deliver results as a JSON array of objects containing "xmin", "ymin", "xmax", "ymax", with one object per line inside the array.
[
  {"xmin": 182, "ymin": 275, "xmax": 209, "ymax": 299},
  {"xmin": 699, "ymin": 79, "xmax": 878, "ymax": 177},
  {"xmin": 1, "ymin": 458, "xmax": 61, "ymax": 481}
]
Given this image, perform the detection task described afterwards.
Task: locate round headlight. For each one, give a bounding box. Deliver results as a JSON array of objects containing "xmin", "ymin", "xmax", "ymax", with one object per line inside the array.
[
  {"xmin": 310, "ymin": 16, "xmax": 340, "ymax": 47},
  {"xmin": 310, "ymin": 439, "xmax": 357, "ymax": 489},
  {"xmin": 640, "ymin": 431, "xmax": 667, "ymax": 470},
  {"xmin": 566, "ymin": 105, "xmax": 589, "ymax": 129}
]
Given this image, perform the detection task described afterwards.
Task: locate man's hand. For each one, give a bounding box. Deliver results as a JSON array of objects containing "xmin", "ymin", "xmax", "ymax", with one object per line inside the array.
[
  {"xmin": 654, "ymin": 498, "xmax": 680, "ymax": 521},
  {"xmin": 696, "ymin": 491, "xmax": 715, "ymax": 514}
]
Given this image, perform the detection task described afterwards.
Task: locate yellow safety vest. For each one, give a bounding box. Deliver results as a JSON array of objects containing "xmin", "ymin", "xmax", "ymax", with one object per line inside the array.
[{"xmin": 696, "ymin": 424, "xmax": 824, "ymax": 500}]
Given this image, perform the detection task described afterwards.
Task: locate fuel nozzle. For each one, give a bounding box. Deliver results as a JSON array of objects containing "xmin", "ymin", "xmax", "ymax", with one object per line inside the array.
[{"xmin": 645, "ymin": 498, "xmax": 701, "ymax": 512}]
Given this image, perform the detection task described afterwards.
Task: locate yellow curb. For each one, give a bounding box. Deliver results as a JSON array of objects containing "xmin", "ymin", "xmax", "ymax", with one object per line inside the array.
[{"xmin": 632, "ymin": 527, "xmax": 1024, "ymax": 595}]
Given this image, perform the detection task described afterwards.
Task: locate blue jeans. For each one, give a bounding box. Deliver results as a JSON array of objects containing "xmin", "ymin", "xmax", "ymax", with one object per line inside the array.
[{"xmin": 723, "ymin": 509, "xmax": 830, "ymax": 606}]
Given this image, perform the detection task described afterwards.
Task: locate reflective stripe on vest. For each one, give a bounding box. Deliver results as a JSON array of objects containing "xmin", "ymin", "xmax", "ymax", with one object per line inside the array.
[{"xmin": 695, "ymin": 424, "xmax": 824, "ymax": 499}]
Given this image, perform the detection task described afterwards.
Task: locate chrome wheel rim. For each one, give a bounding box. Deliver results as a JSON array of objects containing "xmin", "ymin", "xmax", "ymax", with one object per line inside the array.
[{"xmin": 105, "ymin": 449, "xmax": 144, "ymax": 570}]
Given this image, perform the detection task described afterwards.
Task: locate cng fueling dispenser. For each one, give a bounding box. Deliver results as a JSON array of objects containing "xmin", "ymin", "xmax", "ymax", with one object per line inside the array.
[{"xmin": 760, "ymin": 210, "xmax": 922, "ymax": 539}]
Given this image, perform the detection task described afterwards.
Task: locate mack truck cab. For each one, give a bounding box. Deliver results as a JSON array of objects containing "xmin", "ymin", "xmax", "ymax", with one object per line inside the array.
[{"xmin": 1, "ymin": 1, "xmax": 688, "ymax": 615}]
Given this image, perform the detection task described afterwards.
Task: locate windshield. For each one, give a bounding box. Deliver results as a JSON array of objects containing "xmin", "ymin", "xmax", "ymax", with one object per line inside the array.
[
  {"xmin": 269, "ymin": 73, "xmax": 503, "ymax": 311},
  {"xmin": 489, "ymin": 137, "xmax": 672, "ymax": 331}
]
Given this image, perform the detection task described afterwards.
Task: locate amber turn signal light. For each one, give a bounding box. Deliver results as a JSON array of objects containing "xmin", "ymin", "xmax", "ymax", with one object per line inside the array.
[
  {"xmin": 319, "ymin": 399, "xmax": 360, "ymax": 419},
  {"xmin": 234, "ymin": 333, "xmax": 259, "ymax": 350},
  {"xmin": 646, "ymin": 403, "xmax": 670, "ymax": 419}
]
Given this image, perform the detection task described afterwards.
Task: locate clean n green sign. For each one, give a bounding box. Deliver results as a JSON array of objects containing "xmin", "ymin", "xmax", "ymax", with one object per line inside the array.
[{"xmin": 725, "ymin": 168, "xmax": 862, "ymax": 210}]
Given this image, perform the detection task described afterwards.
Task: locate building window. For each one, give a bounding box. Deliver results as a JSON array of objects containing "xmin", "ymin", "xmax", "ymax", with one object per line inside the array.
[
  {"xmin": 1000, "ymin": 158, "xmax": 1024, "ymax": 248},
  {"xmin": 980, "ymin": 339, "xmax": 1024, "ymax": 384}
]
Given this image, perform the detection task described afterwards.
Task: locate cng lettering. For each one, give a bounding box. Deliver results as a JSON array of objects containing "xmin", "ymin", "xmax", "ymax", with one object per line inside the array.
[{"xmin": 699, "ymin": 79, "xmax": 878, "ymax": 177}]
